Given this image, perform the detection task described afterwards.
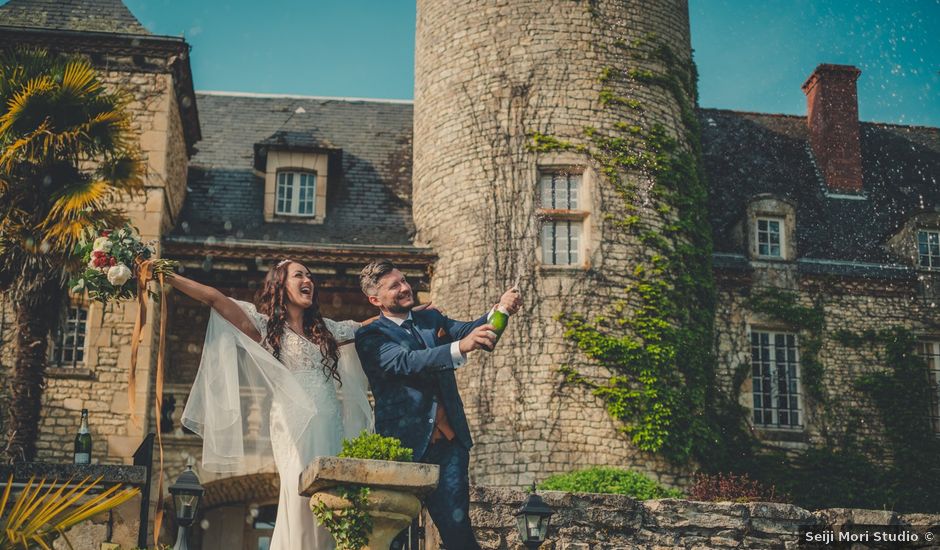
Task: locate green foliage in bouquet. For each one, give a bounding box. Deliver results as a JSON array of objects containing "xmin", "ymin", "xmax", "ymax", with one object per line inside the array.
[
  {"xmin": 310, "ymin": 431, "xmax": 414, "ymax": 550},
  {"xmin": 539, "ymin": 467, "xmax": 682, "ymax": 500},
  {"xmin": 69, "ymin": 224, "xmax": 177, "ymax": 304}
]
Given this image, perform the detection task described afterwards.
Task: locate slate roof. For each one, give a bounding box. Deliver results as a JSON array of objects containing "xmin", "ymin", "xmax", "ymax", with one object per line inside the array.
[
  {"xmin": 0, "ymin": 0, "xmax": 150, "ymax": 35},
  {"xmin": 699, "ymin": 108, "xmax": 940, "ymax": 266},
  {"xmin": 173, "ymin": 92, "xmax": 416, "ymax": 248}
]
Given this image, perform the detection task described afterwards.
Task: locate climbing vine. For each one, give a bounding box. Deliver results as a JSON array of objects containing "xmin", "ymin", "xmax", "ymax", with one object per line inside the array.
[
  {"xmin": 534, "ymin": 28, "xmax": 940, "ymax": 513},
  {"xmin": 724, "ymin": 291, "xmax": 940, "ymax": 512},
  {"xmin": 746, "ymin": 288, "xmax": 827, "ymax": 403},
  {"xmin": 535, "ymin": 34, "xmax": 717, "ymax": 463}
]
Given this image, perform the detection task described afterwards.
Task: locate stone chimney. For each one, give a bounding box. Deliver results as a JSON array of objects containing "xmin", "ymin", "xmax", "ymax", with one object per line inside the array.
[{"xmin": 801, "ymin": 64, "xmax": 864, "ymax": 194}]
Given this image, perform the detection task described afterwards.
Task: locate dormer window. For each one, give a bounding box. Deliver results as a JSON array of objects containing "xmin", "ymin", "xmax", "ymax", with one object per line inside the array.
[
  {"xmin": 258, "ymin": 146, "xmax": 332, "ymax": 225},
  {"xmin": 744, "ymin": 196, "xmax": 795, "ymax": 261},
  {"xmin": 756, "ymin": 217, "xmax": 784, "ymax": 258},
  {"xmin": 917, "ymin": 230, "xmax": 940, "ymax": 268},
  {"xmin": 275, "ymin": 171, "xmax": 317, "ymax": 217}
]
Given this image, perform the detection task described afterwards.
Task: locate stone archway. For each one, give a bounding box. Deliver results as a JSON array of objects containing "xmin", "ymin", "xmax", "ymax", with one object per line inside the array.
[{"xmin": 199, "ymin": 473, "xmax": 280, "ymax": 550}]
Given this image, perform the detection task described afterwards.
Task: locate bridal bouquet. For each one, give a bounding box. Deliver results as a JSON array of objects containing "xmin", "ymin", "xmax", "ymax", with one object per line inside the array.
[{"xmin": 70, "ymin": 225, "xmax": 177, "ymax": 303}]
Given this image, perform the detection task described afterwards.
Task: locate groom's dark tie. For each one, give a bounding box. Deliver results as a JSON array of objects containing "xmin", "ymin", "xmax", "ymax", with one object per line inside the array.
[
  {"xmin": 401, "ymin": 318, "xmax": 455, "ymax": 444},
  {"xmin": 400, "ymin": 319, "xmax": 426, "ymax": 349}
]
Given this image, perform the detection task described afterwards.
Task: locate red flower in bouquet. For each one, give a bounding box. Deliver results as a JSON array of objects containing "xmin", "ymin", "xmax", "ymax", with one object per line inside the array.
[{"xmin": 70, "ymin": 225, "xmax": 177, "ymax": 304}]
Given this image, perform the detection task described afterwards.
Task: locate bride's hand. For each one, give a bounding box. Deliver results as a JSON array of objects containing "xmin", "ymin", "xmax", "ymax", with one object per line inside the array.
[{"xmin": 413, "ymin": 302, "xmax": 441, "ymax": 314}]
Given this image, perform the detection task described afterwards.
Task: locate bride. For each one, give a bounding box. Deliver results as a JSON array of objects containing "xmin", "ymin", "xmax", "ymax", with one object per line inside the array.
[{"xmin": 170, "ymin": 259, "xmax": 373, "ymax": 550}]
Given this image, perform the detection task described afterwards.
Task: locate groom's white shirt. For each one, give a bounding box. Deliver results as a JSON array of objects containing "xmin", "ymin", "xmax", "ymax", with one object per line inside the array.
[{"xmin": 386, "ymin": 312, "xmax": 467, "ymax": 368}]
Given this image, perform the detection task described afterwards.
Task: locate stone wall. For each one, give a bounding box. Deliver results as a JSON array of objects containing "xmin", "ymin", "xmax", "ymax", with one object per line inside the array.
[
  {"xmin": 0, "ymin": 59, "xmax": 190, "ymax": 467},
  {"xmin": 714, "ymin": 268, "xmax": 940, "ymax": 454},
  {"xmin": 413, "ymin": 0, "xmax": 695, "ymax": 487},
  {"xmin": 468, "ymin": 486, "xmax": 940, "ymax": 549}
]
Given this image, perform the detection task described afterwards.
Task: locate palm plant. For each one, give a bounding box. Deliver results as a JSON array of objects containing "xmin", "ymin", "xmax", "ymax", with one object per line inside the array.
[
  {"xmin": 0, "ymin": 49, "xmax": 143, "ymax": 461},
  {"xmin": 0, "ymin": 474, "xmax": 140, "ymax": 550}
]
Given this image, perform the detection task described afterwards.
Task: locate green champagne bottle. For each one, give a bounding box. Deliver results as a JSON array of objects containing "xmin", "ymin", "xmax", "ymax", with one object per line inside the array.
[
  {"xmin": 490, "ymin": 305, "xmax": 510, "ymax": 342},
  {"xmin": 74, "ymin": 409, "xmax": 91, "ymax": 465}
]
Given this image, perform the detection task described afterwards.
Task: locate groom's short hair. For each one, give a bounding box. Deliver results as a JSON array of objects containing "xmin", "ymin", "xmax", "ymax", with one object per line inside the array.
[{"xmin": 360, "ymin": 259, "xmax": 397, "ymax": 296}]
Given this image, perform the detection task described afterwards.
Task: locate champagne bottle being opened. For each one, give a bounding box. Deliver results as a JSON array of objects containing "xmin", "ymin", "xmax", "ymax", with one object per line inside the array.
[
  {"xmin": 489, "ymin": 305, "xmax": 510, "ymax": 345},
  {"xmin": 74, "ymin": 408, "xmax": 91, "ymax": 464}
]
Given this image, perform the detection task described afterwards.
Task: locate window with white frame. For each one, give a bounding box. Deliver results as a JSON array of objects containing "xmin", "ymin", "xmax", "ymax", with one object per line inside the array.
[
  {"xmin": 756, "ymin": 217, "xmax": 784, "ymax": 258},
  {"xmin": 920, "ymin": 341, "xmax": 940, "ymax": 434},
  {"xmin": 275, "ymin": 171, "xmax": 317, "ymax": 217},
  {"xmin": 750, "ymin": 330, "xmax": 802, "ymax": 429},
  {"xmin": 49, "ymin": 305, "xmax": 88, "ymax": 368},
  {"xmin": 539, "ymin": 171, "xmax": 585, "ymax": 266},
  {"xmin": 917, "ymin": 230, "xmax": 940, "ymax": 268}
]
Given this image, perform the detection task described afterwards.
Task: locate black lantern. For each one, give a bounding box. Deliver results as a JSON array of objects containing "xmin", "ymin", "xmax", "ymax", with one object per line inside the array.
[
  {"xmin": 168, "ymin": 465, "xmax": 204, "ymax": 550},
  {"xmin": 514, "ymin": 485, "xmax": 553, "ymax": 549}
]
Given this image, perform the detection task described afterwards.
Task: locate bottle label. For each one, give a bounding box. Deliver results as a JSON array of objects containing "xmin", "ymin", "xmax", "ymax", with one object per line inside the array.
[{"xmin": 74, "ymin": 453, "xmax": 90, "ymax": 464}]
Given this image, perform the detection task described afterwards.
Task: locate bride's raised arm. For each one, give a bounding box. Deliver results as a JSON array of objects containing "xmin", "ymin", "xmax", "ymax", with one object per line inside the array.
[{"xmin": 167, "ymin": 273, "xmax": 263, "ymax": 343}]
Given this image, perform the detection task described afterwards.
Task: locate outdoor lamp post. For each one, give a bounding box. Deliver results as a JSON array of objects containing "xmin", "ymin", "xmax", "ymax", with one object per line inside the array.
[
  {"xmin": 514, "ymin": 485, "xmax": 554, "ymax": 549},
  {"xmin": 169, "ymin": 465, "xmax": 204, "ymax": 550}
]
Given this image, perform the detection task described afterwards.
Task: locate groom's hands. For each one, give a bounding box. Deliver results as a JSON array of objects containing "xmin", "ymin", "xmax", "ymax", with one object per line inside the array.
[
  {"xmin": 498, "ymin": 287, "xmax": 523, "ymax": 315},
  {"xmin": 458, "ymin": 324, "xmax": 498, "ymax": 354}
]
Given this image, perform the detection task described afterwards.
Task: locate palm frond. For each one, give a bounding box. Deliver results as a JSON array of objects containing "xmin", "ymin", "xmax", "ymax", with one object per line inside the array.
[
  {"xmin": 96, "ymin": 152, "xmax": 143, "ymax": 191},
  {"xmin": 46, "ymin": 178, "xmax": 110, "ymax": 218},
  {"xmin": 0, "ymin": 475, "xmax": 139, "ymax": 549},
  {"xmin": 58, "ymin": 61, "xmax": 100, "ymax": 100},
  {"xmin": 0, "ymin": 75, "xmax": 55, "ymax": 138},
  {"xmin": 0, "ymin": 121, "xmax": 50, "ymax": 170},
  {"xmin": 47, "ymin": 110, "xmax": 129, "ymax": 159}
]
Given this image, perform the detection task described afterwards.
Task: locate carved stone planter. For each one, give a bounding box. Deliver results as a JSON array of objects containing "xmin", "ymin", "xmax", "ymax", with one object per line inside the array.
[{"xmin": 301, "ymin": 456, "xmax": 439, "ymax": 549}]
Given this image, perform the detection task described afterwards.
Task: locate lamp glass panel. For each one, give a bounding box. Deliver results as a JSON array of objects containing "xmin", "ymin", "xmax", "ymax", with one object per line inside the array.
[
  {"xmin": 176, "ymin": 493, "xmax": 198, "ymax": 520},
  {"xmin": 537, "ymin": 515, "xmax": 550, "ymax": 540},
  {"xmin": 526, "ymin": 514, "xmax": 541, "ymax": 539}
]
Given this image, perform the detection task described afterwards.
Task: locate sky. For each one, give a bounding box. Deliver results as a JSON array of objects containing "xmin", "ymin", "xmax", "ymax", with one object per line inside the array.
[{"xmin": 123, "ymin": 0, "xmax": 940, "ymax": 127}]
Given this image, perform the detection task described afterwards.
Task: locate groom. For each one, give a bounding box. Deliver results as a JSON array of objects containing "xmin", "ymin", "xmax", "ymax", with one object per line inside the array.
[{"xmin": 355, "ymin": 259, "xmax": 521, "ymax": 550}]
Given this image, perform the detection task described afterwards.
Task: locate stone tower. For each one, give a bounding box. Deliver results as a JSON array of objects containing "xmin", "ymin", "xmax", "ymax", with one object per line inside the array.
[{"xmin": 413, "ymin": 0, "xmax": 700, "ymax": 487}]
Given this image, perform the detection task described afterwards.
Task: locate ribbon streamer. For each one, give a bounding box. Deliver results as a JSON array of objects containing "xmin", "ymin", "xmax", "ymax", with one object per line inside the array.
[{"xmin": 126, "ymin": 260, "xmax": 169, "ymax": 547}]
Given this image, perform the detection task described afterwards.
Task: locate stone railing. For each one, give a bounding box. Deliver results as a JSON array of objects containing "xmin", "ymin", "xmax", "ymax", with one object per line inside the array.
[
  {"xmin": 466, "ymin": 486, "xmax": 940, "ymax": 549},
  {"xmin": 162, "ymin": 383, "xmax": 270, "ymax": 442}
]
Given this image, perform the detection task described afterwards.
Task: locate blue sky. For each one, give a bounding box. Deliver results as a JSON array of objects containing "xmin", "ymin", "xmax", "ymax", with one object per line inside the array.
[{"xmin": 124, "ymin": 0, "xmax": 939, "ymax": 126}]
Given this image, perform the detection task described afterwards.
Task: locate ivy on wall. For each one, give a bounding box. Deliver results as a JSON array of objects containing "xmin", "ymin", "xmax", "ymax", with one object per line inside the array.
[
  {"xmin": 532, "ymin": 35, "xmax": 717, "ymax": 463},
  {"xmin": 728, "ymin": 291, "xmax": 940, "ymax": 512},
  {"xmin": 529, "ymin": 25, "xmax": 940, "ymax": 511}
]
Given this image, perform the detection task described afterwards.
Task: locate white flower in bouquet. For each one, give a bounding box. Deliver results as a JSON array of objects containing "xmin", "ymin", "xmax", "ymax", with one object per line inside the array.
[
  {"xmin": 107, "ymin": 263, "xmax": 133, "ymax": 286},
  {"xmin": 93, "ymin": 236, "xmax": 113, "ymax": 252}
]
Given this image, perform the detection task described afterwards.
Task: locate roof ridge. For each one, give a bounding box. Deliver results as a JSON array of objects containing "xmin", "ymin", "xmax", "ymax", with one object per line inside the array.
[
  {"xmin": 0, "ymin": 0, "xmax": 151, "ymax": 35},
  {"xmin": 698, "ymin": 107, "xmax": 939, "ymax": 131},
  {"xmin": 196, "ymin": 90, "xmax": 414, "ymax": 105}
]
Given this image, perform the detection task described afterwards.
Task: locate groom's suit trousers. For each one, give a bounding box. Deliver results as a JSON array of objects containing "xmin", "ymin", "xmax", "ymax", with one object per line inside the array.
[{"xmin": 421, "ymin": 438, "xmax": 481, "ymax": 550}]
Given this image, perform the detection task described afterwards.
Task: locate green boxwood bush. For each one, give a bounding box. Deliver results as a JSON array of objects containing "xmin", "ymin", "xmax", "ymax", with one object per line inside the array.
[
  {"xmin": 338, "ymin": 431, "xmax": 413, "ymax": 462},
  {"xmin": 538, "ymin": 467, "xmax": 683, "ymax": 499}
]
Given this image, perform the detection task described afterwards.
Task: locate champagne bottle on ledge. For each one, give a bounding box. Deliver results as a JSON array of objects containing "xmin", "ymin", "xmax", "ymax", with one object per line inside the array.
[{"xmin": 74, "ymin": 409, "xmax": 92, "ymax": 464}]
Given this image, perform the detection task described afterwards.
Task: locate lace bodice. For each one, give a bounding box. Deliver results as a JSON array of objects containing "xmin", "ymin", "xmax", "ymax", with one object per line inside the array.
[{"xmin": 235, "ymin": 300, "xmax": 360, "ymax": 374}]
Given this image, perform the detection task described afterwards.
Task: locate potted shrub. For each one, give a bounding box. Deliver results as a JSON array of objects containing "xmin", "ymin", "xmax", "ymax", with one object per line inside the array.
[{"xmin": 302, "ymin": 432, "xmax": 439, "ymax": 550}]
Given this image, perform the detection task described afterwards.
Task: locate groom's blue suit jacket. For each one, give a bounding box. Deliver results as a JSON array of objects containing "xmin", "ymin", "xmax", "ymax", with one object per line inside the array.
[{"xmin": 355, "ymin": 309, "xmax": 487, "ymax": 460}]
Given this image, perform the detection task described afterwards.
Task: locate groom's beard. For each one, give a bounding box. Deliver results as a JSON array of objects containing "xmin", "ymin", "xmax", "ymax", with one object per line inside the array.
[{"xmin": 386, "ymin": 302, "xmax": 412, "ymax": 315}]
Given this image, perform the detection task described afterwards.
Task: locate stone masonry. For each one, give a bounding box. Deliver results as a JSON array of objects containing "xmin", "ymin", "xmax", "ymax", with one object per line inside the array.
[
  {"xmin": 468, "ymin": 486, "xmax": 940, "ymax": 549},
  {"xmin": 413, "ymin": 0, "xmax": 696, "ymax": 487},
  {"xmin": 714, "ymin": 268, "xmax": 940, "ymax": 453}
]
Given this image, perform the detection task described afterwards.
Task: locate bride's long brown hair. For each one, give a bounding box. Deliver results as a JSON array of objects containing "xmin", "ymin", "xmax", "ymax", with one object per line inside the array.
[{"xmin": 255, "ymin": 261, "xmax": 340, "ymax": 383}]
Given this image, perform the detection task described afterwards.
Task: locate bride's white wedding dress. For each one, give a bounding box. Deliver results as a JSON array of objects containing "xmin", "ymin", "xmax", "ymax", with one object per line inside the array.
[{"xmin": 182, "ymin": 300, "xmax": 372, "ymax": 550}]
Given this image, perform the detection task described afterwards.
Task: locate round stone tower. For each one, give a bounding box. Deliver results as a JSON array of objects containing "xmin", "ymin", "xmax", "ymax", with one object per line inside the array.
[{"xmin": 413, "ymin": 0, "xmax": 698, "ymax": 487}]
